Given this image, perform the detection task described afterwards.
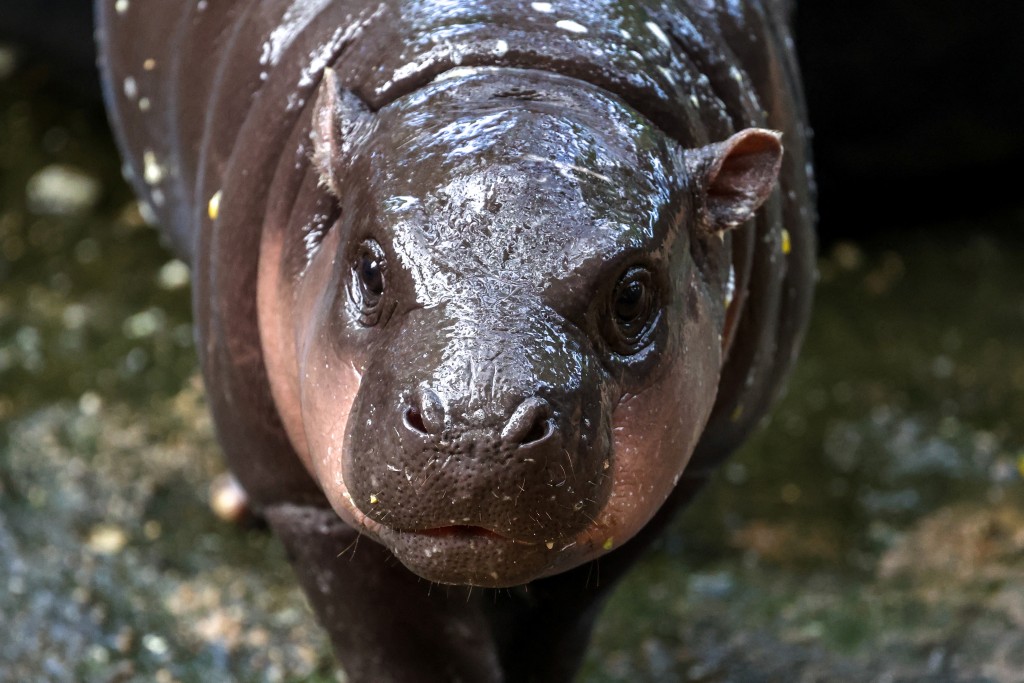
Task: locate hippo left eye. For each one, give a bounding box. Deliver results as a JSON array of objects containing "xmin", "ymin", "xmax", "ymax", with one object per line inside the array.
[
  {"xmin": 605, "ymin": 266, "xmax": 660, "ymax": 354},
  {"xmin": 349, "ymin": 239, "xmax": 387, "ymax": 326}
]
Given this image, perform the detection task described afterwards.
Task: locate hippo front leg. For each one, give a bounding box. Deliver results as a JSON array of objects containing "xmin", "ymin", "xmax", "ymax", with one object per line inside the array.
[{"xmin": 264, "ymin": 505, "xmax": 503, "ymax": 683}]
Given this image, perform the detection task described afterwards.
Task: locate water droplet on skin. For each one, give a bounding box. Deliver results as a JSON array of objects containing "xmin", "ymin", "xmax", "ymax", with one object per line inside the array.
[
  {"xmin": 142, "ymin": 150, "xmax": 164, "ymax": 185},
  {"xmin": 645, "ymin": 21, "xmax": 670, "ymax": 47},
  {"xmin": 138, "ymin": 200, "xmax": 158, "ymax": 225},
  {"xmin": 725, "ymin": 264, "xmax": 736, "ymax": 307},
  {"xmin": 555, "ymin": 19, "xmax": 588, "ymax": 34}
]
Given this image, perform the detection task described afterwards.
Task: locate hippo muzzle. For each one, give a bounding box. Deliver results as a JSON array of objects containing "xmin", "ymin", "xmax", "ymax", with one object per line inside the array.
[{"xmin": 345, "ymin": 307, "xmax": 612, "ymax": 583}]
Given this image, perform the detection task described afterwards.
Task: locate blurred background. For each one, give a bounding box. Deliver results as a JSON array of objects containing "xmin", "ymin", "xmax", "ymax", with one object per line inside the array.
[{"xmin": 1, "ymin": 1, "xmax": 1023, "ymax": 681}]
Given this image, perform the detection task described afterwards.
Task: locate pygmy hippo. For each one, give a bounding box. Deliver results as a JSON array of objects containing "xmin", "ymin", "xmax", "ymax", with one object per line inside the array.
[{"xmin": 97, "ymin": 0, "xmax": 815, "ymax": 679}]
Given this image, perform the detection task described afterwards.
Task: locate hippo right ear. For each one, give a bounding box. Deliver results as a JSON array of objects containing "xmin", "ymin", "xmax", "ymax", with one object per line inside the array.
[
  {"xmin": 311, "ymin": 68, "xmax": 374, "ymax": 197},
  {"xmin": 686, "ymin": 128, "xmax": 783, "ymax": 236}
]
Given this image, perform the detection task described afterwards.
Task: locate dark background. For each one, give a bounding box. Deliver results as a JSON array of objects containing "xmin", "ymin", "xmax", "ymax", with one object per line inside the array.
[
  {"xmin": 794, "ymin": 0, "xmax": 1024, "ymax": 239},
  {"xmin": 3, "ymin": 0, "xmax": 1023, "ymax": 243}
]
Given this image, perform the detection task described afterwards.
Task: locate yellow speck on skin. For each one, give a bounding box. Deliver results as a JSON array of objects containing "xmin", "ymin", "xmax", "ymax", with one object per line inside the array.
[
  {"xmin": 730, "ymin": 404, "xmax": 744, "ymax": 422},
  {"xmin": 208, "ymin": 190, "xmax": 222, "ymax": 220},
  {"xmin": 781, "ymin": 228, "xmax": 792, "ymax": 255},
  {"xmin": 1016, "ymin": 453, "xmax": 1024, "ymax": 478},
  {"xmin": 143, "ymin": 58, "xmax": 156, "ymax": 71},
  {"xmin": 602, "ymin": 537, "xmax": 614, "ymax": 551},
  {"xmin": 369, "ymin": 493, "xmax": 379, "ymax": 504},
  {"xmin": 545, "ymin": 541, "xmax": 554, "ymax": 550}
]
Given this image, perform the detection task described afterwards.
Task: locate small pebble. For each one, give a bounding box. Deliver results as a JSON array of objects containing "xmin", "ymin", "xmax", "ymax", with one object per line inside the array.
[
  {"xmin": 209, "ymin": 472, "xmax": 250, "ymax": 523},
  {"xmin": 158, "ymin": 259, "xmax": 190, "ymax": 289},
  {"xmin": 25, "ymin": 165, "xmax": 102, "ymax": 216},
  {"xmin": 87, "ymin": 524, "xmax": 128, "ymax": 554},
  {"xmin": 79, "ymin": 392, "xmax": 102, "ymax": 416},
  {"xmin": 142, "ymin": 634, "xmax": 169, "ymax": 657}
]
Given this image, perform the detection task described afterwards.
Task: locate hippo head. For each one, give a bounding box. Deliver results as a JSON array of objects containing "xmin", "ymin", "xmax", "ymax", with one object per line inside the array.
[{"xmin": 261, "ymin": 67, "xmax": 782, "ymax": 586}]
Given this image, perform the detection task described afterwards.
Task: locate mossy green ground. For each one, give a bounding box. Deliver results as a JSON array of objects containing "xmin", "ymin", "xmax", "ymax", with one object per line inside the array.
[{"xmin": 3, "ymin": 57, "xmax": 1023, "ymax": 682}]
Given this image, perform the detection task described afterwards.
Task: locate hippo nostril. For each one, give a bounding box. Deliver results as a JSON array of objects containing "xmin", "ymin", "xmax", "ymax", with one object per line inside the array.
[
  {"xmin": 502, "ymin": 397, "xmax": 554, "ymax": 446},
  {"xmin": 521, "ymin": 416, "xmax": 552, "ymax": 445},
  {"xmin": 405, "ymin": 387, "xmax": 445, "ymax": 436},
  {"xmin": 405, "ymin": 405, "xmax": 428, "ymax": 434}
]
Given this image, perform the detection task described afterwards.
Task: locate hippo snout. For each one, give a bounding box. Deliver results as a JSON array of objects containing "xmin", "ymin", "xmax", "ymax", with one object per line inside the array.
[{"xmin": 343, "ymin": 320, "xmax": 613, "ymax": 548}]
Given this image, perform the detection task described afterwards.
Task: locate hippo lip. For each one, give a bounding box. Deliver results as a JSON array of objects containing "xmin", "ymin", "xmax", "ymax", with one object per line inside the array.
[
  {"xmin": 405, "ymin": 525, "xmax": 540, "ymax": 546},
  {"xmin": 377, "ymin": 524, "xmax": 567, "ymax": 586}
]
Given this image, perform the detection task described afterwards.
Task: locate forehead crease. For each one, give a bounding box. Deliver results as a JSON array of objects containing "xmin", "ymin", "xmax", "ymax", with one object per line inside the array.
[
  {"xmin": 382, "ymin": 177, "xmax": 671, "ymax": 309},
  {"xmin": 365, "ymin": 100, "xmax": 677, "ymax": 301},
  {"xmin": 391, "ymin": 174, "xmax": 649, "ymax": 282}
]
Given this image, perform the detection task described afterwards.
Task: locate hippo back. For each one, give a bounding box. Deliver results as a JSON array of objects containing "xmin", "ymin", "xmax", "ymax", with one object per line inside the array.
[{"xmin": 96, "ymin": 0, "xmax": 814, "ymax": 509}]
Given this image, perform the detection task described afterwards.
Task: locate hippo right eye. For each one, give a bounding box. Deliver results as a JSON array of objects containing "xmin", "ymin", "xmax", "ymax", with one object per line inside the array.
[
  {"xmin": 604, "ymin": 265, "xmax": 660, "ymax": 355},
  {"xmin": 349, "ymin": 239, "xmax": 387, "ymax": 326}
]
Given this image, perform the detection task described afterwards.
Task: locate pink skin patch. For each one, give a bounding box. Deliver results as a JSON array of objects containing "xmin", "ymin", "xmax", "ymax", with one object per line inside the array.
[{"xmin": 542, "ymin": 271, "xmax": 721, "ymax": 577}]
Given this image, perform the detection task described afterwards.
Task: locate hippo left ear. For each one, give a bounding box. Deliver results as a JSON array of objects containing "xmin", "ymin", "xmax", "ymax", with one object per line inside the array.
[
  {"xmin": 687, "ymin": 128, "xmax": 783, "ymax": 235},
  {"xmin": 311, "ymin": 68, "xmax": 373, "ymax": 197}
]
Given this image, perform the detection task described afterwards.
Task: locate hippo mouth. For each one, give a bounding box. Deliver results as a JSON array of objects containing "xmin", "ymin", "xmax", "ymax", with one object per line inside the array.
[
  {"xmin": 412, "ymin": 525, "xmax": 540, "ymax": 545},
  {"xmin": 367, "ymin": 522, "xmax": 570, "ymax": 587}
]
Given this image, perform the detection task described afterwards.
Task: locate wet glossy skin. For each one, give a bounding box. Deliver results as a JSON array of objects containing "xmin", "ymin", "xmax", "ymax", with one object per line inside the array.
[
  {"xmin": 98, "ymin": 0, "xmax": 814, "ymax": 677},
  {"xmin": 97, "ymin": 0, "xmax": 815, "ymax": 512},
  {"xmin": 266, "ymin": 69, "xmax": 734, "ymax": 585}
]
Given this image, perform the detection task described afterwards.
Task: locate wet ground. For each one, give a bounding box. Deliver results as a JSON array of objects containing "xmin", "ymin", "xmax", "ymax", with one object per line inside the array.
[{"xmin": 2, "ymin": 54, "xmax": 1024, "ymax": 683}]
